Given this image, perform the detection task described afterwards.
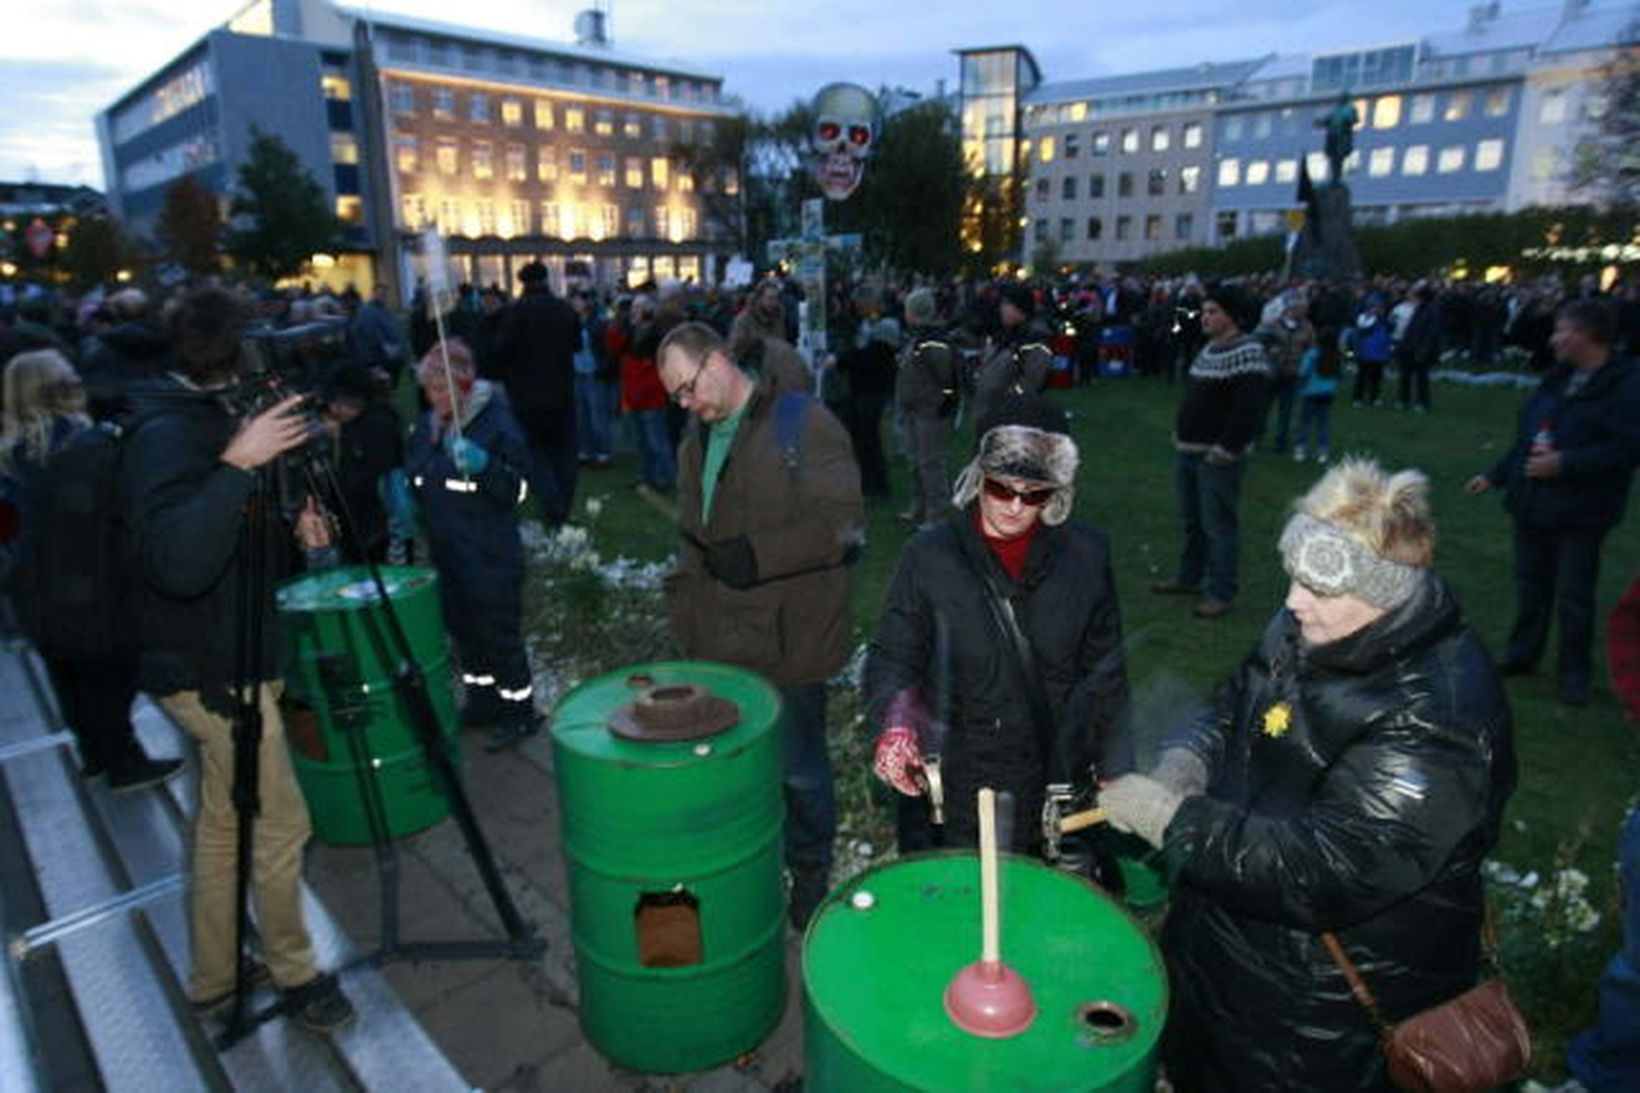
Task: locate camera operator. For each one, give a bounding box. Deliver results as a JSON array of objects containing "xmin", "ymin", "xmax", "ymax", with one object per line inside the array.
[{"xmin": 120, "ymin": 285, "xmax": 354, "ymax": 1033}]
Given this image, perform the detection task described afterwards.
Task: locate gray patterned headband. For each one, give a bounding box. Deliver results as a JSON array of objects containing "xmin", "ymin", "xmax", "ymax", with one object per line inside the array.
[{"xmin": 1278, "ymin": 512, "xmax": 1424, "ymax": 609}]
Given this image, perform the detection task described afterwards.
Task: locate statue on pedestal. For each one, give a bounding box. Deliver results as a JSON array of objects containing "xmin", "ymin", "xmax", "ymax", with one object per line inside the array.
[{"xmin": 1318, "ymin": 92, "xmax": 1359, "ymax": 185}]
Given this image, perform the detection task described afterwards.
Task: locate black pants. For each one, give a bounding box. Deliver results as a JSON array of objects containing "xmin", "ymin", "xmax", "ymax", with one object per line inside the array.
[
  {"xmin": 847, "ymin": 391, "xmax": 890, "ymax": 498},
  {"xmin": 1352, "ymin": 358, "xmax": 1387, "ymax": 404},
  {"xmin": 43, "ymin": 654, "xmax": 144, "ymax": 774},
  {"xmin": 1397, "ymin": 357, "xmax": 1432, "ymax": 410},
  {"xmin": 1506, "ymin": 521, "xmax": 1606, "ymax": 689}
]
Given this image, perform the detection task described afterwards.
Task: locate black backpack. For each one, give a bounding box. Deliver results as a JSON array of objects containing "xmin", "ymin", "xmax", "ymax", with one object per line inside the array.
[{"xmin": 11, "ymin": 423, "xmax": 130, "ymax": 660}]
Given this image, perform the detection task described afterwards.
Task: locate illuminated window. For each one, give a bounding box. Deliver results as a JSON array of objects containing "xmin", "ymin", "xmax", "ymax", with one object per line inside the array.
[
  {"xmin": 1274, "ymin": 159, "xmax": 1297, "ymax": 184},
  {"xmin": 470, "ymin": 93, "xmax": 491, "ymax": 123},
  {"xmin": 1151, "ymin": 126, "xmax": 1170, "ymax": 152},
  {"xmin": 506, "ymin": 143, "xmax": 527, "ymax": 181},
  {"xmin": 677, "ymin": 170, "xmax": 694, "ymax": 193},
  {"xmin": 472, "ymin": 141, "xmax": 494, "ymax": 180},
  {"xmin": 391, "ymin": 82, "xmax": 416, "ymax": 114},
  {"xmin": 541, "ymin": 201, "xmax": 560, "ymax": 236},
  {"xmin": 625, "ymin": 207, "xmax": 645, "ymax": 237},
  {"xmin": 1246, "ymin": 160, "xmax": 1269, "ymax": 186},
  {"xmin": 680, "ymin": 207, "xmax": 696, "ymax": 238},
  {"xmin": 1369, "ymin": 147, "xmax": 1395, "ymax": 177},
  {"xmin": 1307, "ymin": 151, "xmax": 1330, "ymax": 181},
  {"xmin": 510, "ymin": 199, "xmax": 530, "ymax": 235},
  {"xmin": 565, "ymin": 107, "xmax": 584, "ymax": 133},
  {"xmin": 1144, "ymin": 214, "xmax": 1162, "ymax": 240},
  {"xmin": 1409, "ymin": 94, "xmax": 1435, "ymax": 124},
  {"xmin": 1373, "ymin": 96, "xmax": 1401, "ymax": 129},
  {"xmin": 1475, "ymin": 138, "xmax": 1504, "ymax": 171},
  {"xmin": 394, "ymin": 135, "xmax": 418, "ymax": 173},
  {"xmin": 322, "ymin": 73, "xmax": 352, "ymax": 101},
  {"xmin": 601, "ymin": 204, "xmax": 618, "ymax": 237},
  {"xmin": 595, "ymin": 109, "xmax": 614, "ymax": 136},
  {"xmin": 436, "ymin": 138, "xmax": 458, "ymax": 175},
  {"xmin": 535, "ymin": 100, "xmax": 555, "ymax": 129},
  {"xmin": 1444, "ymin": 92, "xmax": 1471, "ymax": 122},
  {"xmin": 624, "ymin": 113, "xmax": 641, "ymax": 138},
  {"xmin": 1182, "ymin": 122, "xmax": 1202, "ymax": 149},
  {"xmin": 1120, "ymin": 127, "xmax": 1138, "ymax": 154},
  {"xmin": 1539, "ymin": 89, "xmax": 1566, "ymax": 124},
  {"xmin": 1179, "ymin": 165, "xmax": 1202, "ymax": 193},
  {"xmin": 723, "ymin": 167, "xmax": 739, "ymax": 196},
  {"xmin": 502, "ymin": 99, "xmax": 524, "ymax": 126},
  {"xmin": 432, "ymin": 88, "xmax": 455, "ymax": 120},
  {"xmin": 1218, "ymin": 158, "xmax": 1240, "ymax": 187},
  {"xmin": 400, "ymin": 194, "xmax": 426, "ymax": 228},
  {"xmin": 596, "ymin": 153, "xmax": 616, "ymax": 187},
  {"xmin": 625, "ymin": 156, "xmax": 644, "ymax": 188},
  {"xmin": 1484, "ymin": 87, "xmax": 1511, "ymax": 117},
  {"xmin": 476, "ymin": 199, "xmax": 495, "ymax": 235},
  {"xmin": 654, "ymin": 205, "xmax": 670, "ymax": 238},
  {"xmin": 438, "ymin": 198, "xmax": 460, "ymax": 233},
  {"xmin": 1091, "ymin": 131, "xmax": 1110, "ymax": 156},
  {"xmin": 651, "ymin": 156, "xmax": 669, "ymax": 189},
  {"xmin": 1039, "ymin": 136, "xmax": 1056, "ymax": 163},
  {"xmin": 537, "ymin": 147, "xmax": 556, "ymax": 181},
  {"xmin": 1402, "ymin": 144, "xmax": 1429, "ymax": 175},
  {"xmin": 330, "ymin": 133, "xmax": 358, "ymax": 165},
  {"xmin": 1438, "ymin": 145, "xmax": 1465, "ymax": 173}
]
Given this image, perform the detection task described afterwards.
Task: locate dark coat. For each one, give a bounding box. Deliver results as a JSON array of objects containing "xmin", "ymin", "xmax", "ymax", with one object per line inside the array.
[
  {"xmin": 668, "ymin": 382, "xmax": 862, "ymax": 688},
  {"xmin": 1486, "ymin": 356, "xmax": 1640, "ymax": 531},
  {"xmin": 1159, "ymin": 575, "xmax": 1516, "ymax": 1092},
  {"xmin": 79, "ymin": 321, "xmax": 170, "ymax": 421},
  {"xmin": 493, "ymin": 286, "xmax": 580, "ymax": 424},
  {"xmin": 329, "ymin": 400, "xmax": 404, "ymax": 562},
  {"xmin": 863, "ymin": 510, "xmax": 1132, "ymax": 850},
  {"xmin": 971, "ymin": 326, "xmax": 1052, "ymax": 428}
]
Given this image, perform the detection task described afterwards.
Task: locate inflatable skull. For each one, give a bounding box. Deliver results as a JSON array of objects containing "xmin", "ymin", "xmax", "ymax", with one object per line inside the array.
[{"xmin": 810, "ymin": 83, "xmax": 879, "ymax": 201}]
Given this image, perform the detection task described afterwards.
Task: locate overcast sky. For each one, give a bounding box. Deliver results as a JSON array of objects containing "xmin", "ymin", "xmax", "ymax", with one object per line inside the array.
[{"xmin": 0, "ymin": 0, "xmax": 1514, "ymax": 189}]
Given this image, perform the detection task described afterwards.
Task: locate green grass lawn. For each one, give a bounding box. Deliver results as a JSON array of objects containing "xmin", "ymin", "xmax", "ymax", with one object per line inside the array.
[{"xmin": 564, "ymin": 374, "xmax": 1638, "ymax": 1079}]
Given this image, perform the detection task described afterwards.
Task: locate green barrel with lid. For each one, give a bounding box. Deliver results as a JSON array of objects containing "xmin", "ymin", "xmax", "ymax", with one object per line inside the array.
[
  {"xmin": 803, "ymin": 852, "xmax": 1166, "ymax": 1092},
  {"xmin": 275, "ymin": 565, "xmax": 458, "ymax": 845},
  {"xmin": 550, "ymin": 660, "xmax": 786, "ymax": 1073}
]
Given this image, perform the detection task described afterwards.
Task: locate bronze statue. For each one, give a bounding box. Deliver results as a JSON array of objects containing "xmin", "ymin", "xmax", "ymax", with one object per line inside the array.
[{"xmin": 1317, "ymin": 92, "xmax": 1359, "ymax": 183}]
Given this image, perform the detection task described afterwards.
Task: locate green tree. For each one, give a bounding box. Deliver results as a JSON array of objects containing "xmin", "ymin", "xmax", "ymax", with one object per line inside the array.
[
  {"xmin": 58, "ymin": 214, "xmax": 129, "ymax": 290},
  {"xmin": 1568, "ymin": 36, "xmax": 1639, "ymax": 210},
  {"xmin": 224, "ymin": 128, "xmax": 340, "ymax": 282},
  {"xmin": 156, "ymin": 174, "xmax": 222, "ymax": 275}
]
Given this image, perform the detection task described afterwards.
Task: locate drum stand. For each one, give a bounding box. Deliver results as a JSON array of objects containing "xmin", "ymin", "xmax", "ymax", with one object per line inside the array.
[{"xmin": 217, "ymin": 450, "xmax": 544, "ymax": 1049}]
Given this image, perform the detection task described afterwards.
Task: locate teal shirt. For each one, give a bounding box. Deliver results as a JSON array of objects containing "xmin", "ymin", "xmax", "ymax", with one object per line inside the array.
[{"xmin": 701, "ymin": 401, "xmax": 749, "ymax": 523}]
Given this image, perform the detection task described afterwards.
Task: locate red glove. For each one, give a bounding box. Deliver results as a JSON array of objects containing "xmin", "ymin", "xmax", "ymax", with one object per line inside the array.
[{"xmin": 873, "ymin": 726, "xmax": 924, "ymax": 797}]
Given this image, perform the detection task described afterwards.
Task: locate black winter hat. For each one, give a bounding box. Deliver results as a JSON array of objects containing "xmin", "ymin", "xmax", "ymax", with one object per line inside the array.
[
  {"xmin": 999, "ymin": 283, "xmax": 1036, "ymax": 317},
  {"xmin": 1202, "ymin": 281, "xmax": 1256, "ymax": 332},
  {"xmin": 975, "ymin": 393, "xmax": 1069, "ymax": 443}
]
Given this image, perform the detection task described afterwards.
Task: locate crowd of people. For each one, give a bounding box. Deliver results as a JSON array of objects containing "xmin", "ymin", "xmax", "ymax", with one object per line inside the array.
[{"xmin": 0, "ymin": 258, "xmax": 1637, "ymax": 1088}]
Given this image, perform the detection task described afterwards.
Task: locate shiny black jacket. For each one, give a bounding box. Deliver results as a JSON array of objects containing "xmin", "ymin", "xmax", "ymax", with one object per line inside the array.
[
  {"xmin": 863, "ymin": 508, "xmax": 1132, "ymax": 850},
  {"xmin": 1159, "ymin": 575, "xmax": 1515, "ymax": 1092}
]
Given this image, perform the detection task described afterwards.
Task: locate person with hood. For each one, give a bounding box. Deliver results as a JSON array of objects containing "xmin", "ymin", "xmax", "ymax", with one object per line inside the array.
[
  {"xmin": 865, "ymin": 395, "xmax": 1132, "ymax": 857},
  {"xmin": 78, "ymin": 288, "xmax": 170, "ymax": 421},
  {"xmin": 405, "ymin": 339, "xmax": 537, "ymax": 750},
  {"xmin": 1101, "ymin": 457, "xmax": 1516, "ymax": 1091}
]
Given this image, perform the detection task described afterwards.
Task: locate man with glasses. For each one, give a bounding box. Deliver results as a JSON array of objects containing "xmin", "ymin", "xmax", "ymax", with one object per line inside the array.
[{"xmin": 656, "ymin": 322, "xmax": 864, "ymax": 930}]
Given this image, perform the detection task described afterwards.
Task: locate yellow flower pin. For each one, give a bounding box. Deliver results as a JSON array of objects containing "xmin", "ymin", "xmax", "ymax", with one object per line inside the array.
[{"xmin": 1261, "ymin": 701, "xmax": 1293, "ymax": 739}]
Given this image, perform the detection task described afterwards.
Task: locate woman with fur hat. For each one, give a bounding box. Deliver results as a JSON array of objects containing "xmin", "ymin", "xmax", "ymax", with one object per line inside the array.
[
  {"xmin": 1102, "ymin": 458, "xmax": 1516, "ymax": 1091},
  {"xmin": 863, "ymin": 394, "xmax": 1133, "ymax": 853}
]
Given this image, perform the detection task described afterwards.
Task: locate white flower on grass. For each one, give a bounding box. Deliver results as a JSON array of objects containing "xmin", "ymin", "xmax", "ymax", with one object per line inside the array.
[{"xmin": 585, "ymin": 496, "xmax": 605, "ymax": 520}]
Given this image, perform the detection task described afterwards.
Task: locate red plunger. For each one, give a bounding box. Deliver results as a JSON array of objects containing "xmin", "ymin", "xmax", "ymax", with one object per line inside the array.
[{"xmin": 943, "ymin": 787, "xmax": 1037, "ymax": 1038}]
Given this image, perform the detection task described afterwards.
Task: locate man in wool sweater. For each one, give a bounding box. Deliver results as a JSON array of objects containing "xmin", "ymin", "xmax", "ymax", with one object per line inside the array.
[{"xmin": 1152, "ymin": 282, "xmax": 1271, "ymax": 619}]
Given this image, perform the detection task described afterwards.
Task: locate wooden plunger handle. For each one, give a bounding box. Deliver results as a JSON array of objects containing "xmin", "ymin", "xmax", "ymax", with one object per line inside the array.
[
  {"xmin": 1059, "ymin": 807, "xmax": 1107, "ymax": 834},
  {"xmin": 978, "ymin": 787, "xmax": 1000, "ymax": 965}
]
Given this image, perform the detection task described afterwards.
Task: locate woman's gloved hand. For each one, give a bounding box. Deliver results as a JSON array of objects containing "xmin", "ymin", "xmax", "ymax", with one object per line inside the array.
[
  {"xmin": 1100, "ymin": 773, "xmax": 1184, "ymax": 850},
  {"xmin": 445, "ymin": 434, "xmax": 491, "ymax": 475},
  {"xmin": 872, "ymin": 725, "xmax": 925, "ymax": 797}
]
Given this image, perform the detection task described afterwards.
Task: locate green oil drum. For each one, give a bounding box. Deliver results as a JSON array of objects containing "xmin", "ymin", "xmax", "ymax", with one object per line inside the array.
[
  {"xmin": 275, "ymin": 566, "xmax": 458, "ymax": 845},
  {"xmin": 804, "ymin": 853, "xmax": 1167, "ymax": 1092},
  {"xmin": 550, "ymin": 661, "xmax": 786, "ymax": 1073}
]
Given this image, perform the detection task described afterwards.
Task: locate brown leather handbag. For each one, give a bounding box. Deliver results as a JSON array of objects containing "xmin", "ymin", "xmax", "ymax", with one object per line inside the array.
[{"xmin": 1321, "ymin": 930, "xmax": 1531, "ymax": 1092}]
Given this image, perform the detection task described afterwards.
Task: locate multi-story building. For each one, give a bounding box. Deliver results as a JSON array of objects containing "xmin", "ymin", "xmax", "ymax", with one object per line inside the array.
[
  {"xmin": 960, "ymin": 0, "xmax": 1637, "ymax": 271},
  {"xmin": 97, "ymin": 0, "xmax": 739, "ymax": 296}
]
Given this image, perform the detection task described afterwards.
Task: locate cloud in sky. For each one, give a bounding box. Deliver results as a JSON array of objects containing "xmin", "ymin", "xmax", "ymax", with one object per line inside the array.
[{"xmin": 0, "ymin": 0, "xmax": 1556, "ymax": 187}]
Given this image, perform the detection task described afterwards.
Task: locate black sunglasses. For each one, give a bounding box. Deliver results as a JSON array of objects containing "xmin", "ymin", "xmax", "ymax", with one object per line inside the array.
[{"xmin": 982, "ymin": 478, "xmax": 1056, "ymax": 508}]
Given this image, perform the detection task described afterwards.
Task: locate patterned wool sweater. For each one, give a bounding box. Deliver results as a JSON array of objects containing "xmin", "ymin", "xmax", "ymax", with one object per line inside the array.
[{"xmin": 1173, "ymin": 334, "xmax": 1271, "ymax": 457}]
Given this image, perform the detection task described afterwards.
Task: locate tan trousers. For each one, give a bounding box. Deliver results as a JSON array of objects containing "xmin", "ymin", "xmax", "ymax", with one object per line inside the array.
[{"xmin": 161, "ymin": 685, "xmax": 317, "ymax": 999}]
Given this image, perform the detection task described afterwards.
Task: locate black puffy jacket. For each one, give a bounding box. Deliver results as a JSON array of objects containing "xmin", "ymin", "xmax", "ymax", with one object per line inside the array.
[
  {"xmin": 863, "ymin": 508, "xmax": 1132, "ymax": 850},
  {"xmin": 1159, "ymin": 575, "xmax": 1515, "ymax": 1092}
]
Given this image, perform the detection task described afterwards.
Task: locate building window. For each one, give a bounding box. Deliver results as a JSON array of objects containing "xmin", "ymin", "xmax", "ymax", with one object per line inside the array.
[
  {"xmin": 472, "ymin": 141, "xmax": 494, "ymax": 180},
  {"xmin": 1140, "ymin": 214, "xmax": 1159, "ymax": 240},
  {"xmin": 1151, "ymin": 125, "xmax": 1170, "ymax": 152},
  {"xmin": 400, "ymin": 193, "xmax": 425, "ymax": 228},
  {"xmin": 1175, "ymin": 213, "xmax": 1193, "ymax": 240},
  {"xmin": 680, "ymin": 207, "xmax": 697, "ymax": 239},
  {"xmin": 625, "ymin": 207, "xmax": 645, "ymax": 238},
  {"xmin": 330, "ymin": 133, "xmax": 358, "ymax": 166},
  {"xmin": 1444, "ymin": 92, "xmax": 1472, "ymax": 122},
  {"xmin": 432, "ymin": 87, "xmax": 455, "ymax": 120},
  {"xmin": 1115, "ymin": 215, "xmax": 1133, "ymax": 240},
  {"xmin": 568, "ymin": 149, "xmax": 587, "ymax": 183},
  {"xmin": 1246, "ymin": 160, "xmax": 1269, "ymax": 186},
  {"xmin": 654, "ymin": 205, "xmax": 670, "ymax": 239},
  {"xmin": 1222, "ymin": 116, "xmax": 1244, "ymax": 141},
  {"xmin": 470, "ymin": 93, "xmax": 491, "ymax": 123},
  {"xmin": 537, "ymin": 147, "xmax": 557, "ymax": 181},
  {"xmin": 1087, "ymin": 215, "xmax": 1103, "ymax": 240},
  {"xmin": 1369, "ymin": 147, "xmax": 1395, "ymax": 177},
  {"xmin": 427, "ymin": 40, "xmax": 452, "ymax": 67},
  {"xmin": 1089, "ymin": 174, "xmax": 1105, "ymax": 198},
  {"xmin": 1182, "ymin": 122, "xmax": 1202, "ymax": 149},
  {"xmin": 1218, "ymin": 158, "xmax": 1241, "ymax": 187},
  {"xmin": 1035, "ymin": 177, "xmax": 1050, "ymax": 201},
  {"xmin": 1039, "ymin": 136, "xmax": 1056, "ymax": 163},
  {"xmin": 391, "ymin": 82, "xmax": 416, "ymax": 114},
  {"xmin": 1060, "ymin": 217, "xmax": 1075, "ymax": 242},
  {"xmin": 508, "ymin": 199, "xmax": 530, "ymax": 236},
  {"xmin": 625, "ymin": 156, "xmax": 644, "ymax": 188},
  {"xmin": 1484, "ymin": 87, "xmax": 1511, "ymax": 117},
  {"xmin": 502, "ymin": 99, "xmax": 524, "ymax": 127},
  {"xmin": 1120, "ymin": 127, "xmax": 1138, "ymax": 154},
  {"xmin": 624, "ymin": 112, "xmax": 642, "ymax": 138},
  {"xmin": 506, "ymin": 143, "xmax": 527, "ymax": 181},
  {"xmin": 394, "ymin": 135, "xmax": 418, "ymax": 173},
  {"xmin": 1437, "ymin": 145, "xmax": 1465, "ymax": 173},
  {"xmin": 1475, "ymin": 138, "xmax": 1504, "ymax": 171},
  {"xmin": 595, "ymin": 109, "xmax": 614, "ymax": 136},
  {"xmin": 1274, "ymin": 159, "xmax": 1297, "ymax": 184},
  {"xmin": 1530, "ymin": 148, "xmax": 1556, "ymax": 182},
  {"xmin": 1409, "ymin": 93, "xmax": 1436, "ymax": 124},
  {"xmin": 476, "ymin": 199, "xmax": 496, "ymax": 236},
  {"xmin": 1307, "ymin": 151, "xmax": 1330, "ymax": 181},
  {"xmin": 1253, "ymin": 113, "xmax": 1272, "ymax": 139},
  {"xmin": 1147, "ymin": 168, "xmax": 1168, "ymax": 196},
  {"xmin": 651, "ymin": 156, "xmax": 670, "ymax": 190},
  {"xmin": 1117, "ymin": 171, "xmax": 1134, "ymax": 197},
  {"xmin": 677, "ymin": 170, "xmax": 694, "ymax": 193},
  {"xmin": 1064, "ymin": 132, "xmax": 1080, "ymax": 159},
  {"xmin": 565, "ymin": 107, "xmax": 585, "ymax": 132},
  {"xmin": 438, "ymin": 198, "xmax": 460, "ymax": 234},
  {"xmin": 535, "ymin": 99, "xmax": 555, "ymax": 129},
  {"xmin": 655, "ymin": 75, "xmax": 671, "ymax": 100},
  {"xmin": 1033, "ymin": 218, "xmax": 1047, "ymax": 242},
  {"xmin": 600, "ymin": 204, "xmax": 619, "ymax": 239},
  {"xmin": 596, "ymin": 153, "xmax": 616, "ymax": 186},
  {"xmin": 436, "ymin": 138, "xmax": 458, "ymax": 175},
  {"xmin": 1539, "ymin": 89, "xmax": 1567, "ymax": 125},
  {"xmin": 1402, "ymin": 144, "xmax": 1429, "ymax": 175},
  {"xmin": 652, "ymin": 115, "xmax": 669, "ymax": 141},
  {"xmin": 1091, "ymin": 131, "xmax": 1110, "ymax": 156},
  {"xmin": 541, "ymin": 202, "xmax": 560, "ymax": 237},
  {"xmin": 1217, "ymin": 210, "xmax": 1237, "ymax": 239},
  {"xmin": 1062, "ymin": 176, "xmax": 1078, "ymax": 201},
  {"xmin": 1373, "ymin": 96, "xmax": 1401, "ymax": 129}
]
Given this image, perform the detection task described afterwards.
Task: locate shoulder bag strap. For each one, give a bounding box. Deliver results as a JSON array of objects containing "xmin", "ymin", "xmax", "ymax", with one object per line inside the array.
[
  {"xmin": 1321, "ymin": 931, "xmax": 1391, "ymax": 1036},
  {"xmin": 972, "ymin": 557, "xmax": 1059, "ymax": 770}
]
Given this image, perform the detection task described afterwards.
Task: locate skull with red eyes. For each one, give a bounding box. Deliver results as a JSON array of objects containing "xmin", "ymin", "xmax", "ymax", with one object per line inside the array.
[{"xmin": 810, "ymin": 82, "xmax": 879, "ymax": 201}]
